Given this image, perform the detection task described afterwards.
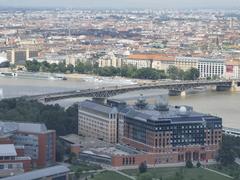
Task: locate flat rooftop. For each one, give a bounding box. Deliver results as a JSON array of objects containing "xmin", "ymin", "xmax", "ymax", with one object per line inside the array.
[
  {"xmin": 82, "ymin": 144, "xmax": 141, "ymax": 158},
  {"xmin": 0, "ymin": 144, "xmax": 17, "ymax": 157},
  {"xmin": 3, "ymin": 165, "xmax": 70, "ymax": 180},
  {"xmin": 59, "ymin": 134, "xmax": 112, "ymax": 149},
  {"xmin": 122, "ymin": 104, "xmax": 219, "ymax": 123},
  {"xmin": 0, "ymin": 121, "xmax": 51, "ymax": 134}
]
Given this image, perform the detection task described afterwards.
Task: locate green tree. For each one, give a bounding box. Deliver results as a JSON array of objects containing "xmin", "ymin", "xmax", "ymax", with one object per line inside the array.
[
  {"xmin": 0, "ymin": 98, "xmax": 78, "ymax": 136},
  {"xmin": 69, "ymin": 152, "xmax": 77, "ymax": 164},
  {"xmin": 66, "ymin": 64, "xmax": 74, "ymax": 73},
  {"xmin": 49, "ymin": 63, "xmax": 58, "ymax": 73},
  {"xmin": 58, "ymin": 62, "xmax": 67, "ymax": 73},
  {"xmin": 138, "ymin": 162, "xmax": 147, "ymax": 174},
  {"xmin": 196, "ymin": 161, "xmax": 201, "ymax": 168},
  {"xmin": 56, "ymin": 140, "xmax": 65, "ymax": 162},
  {"xmin": 167, "ymin": 66, "xmax": 180, "ymax": 80},
  {"xmin": 25, "ymin": 60, "xmax": 40, "ymax": 72},
  {"xmin": 184, "ymin": 67, "xmax": 200, "ymax": 80},
  {"xmin": 185, "ymin": 160, "xmax": 194, "ymax": 168},
  {"xmin": 75, "ymin": 62, "xmax": 85, "ymax": 73}
]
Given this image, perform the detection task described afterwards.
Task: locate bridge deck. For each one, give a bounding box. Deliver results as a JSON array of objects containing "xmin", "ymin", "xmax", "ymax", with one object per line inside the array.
[{"xmin": 22, "ymin": 80, "xmax": 237, "ymax": 102}]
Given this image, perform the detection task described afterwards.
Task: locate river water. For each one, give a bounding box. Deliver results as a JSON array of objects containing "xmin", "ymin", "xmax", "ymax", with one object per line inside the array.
[{"xmin": 0, "ymin": 77, "xmax": 239, "ymax": 129}]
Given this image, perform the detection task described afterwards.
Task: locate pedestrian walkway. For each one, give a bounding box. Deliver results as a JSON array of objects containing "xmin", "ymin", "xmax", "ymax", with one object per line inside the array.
[
  {"xmin": 112, "ymin": 169, "xmax": 136, "ymax": 180},
  {"xmin": 202, "ymin": 167, "xmax": 233, "ymax": 179}
]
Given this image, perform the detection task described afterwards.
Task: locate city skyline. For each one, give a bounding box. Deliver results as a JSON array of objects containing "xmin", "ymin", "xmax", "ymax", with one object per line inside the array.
[{"xmin": 0, "ymin": 0, "xmax": 240, "ymax": 9}]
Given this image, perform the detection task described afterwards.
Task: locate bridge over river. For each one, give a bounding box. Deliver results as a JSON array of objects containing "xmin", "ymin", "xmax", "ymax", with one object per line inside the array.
[{"xmin": 24, "ymin": 79, "xmax": 240, "ymax": 102}]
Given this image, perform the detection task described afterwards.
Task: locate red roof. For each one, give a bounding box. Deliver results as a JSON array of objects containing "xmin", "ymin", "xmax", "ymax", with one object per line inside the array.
[{"xmin": 128, "ymin": 54, "xmax": 175, "ymax": 61}]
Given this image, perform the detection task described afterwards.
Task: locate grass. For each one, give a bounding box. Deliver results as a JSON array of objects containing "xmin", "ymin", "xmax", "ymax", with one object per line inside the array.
[
  {"xmin": 122, "ymin": 166, "xmax": 232, "ymax": 180},
  {"xmin": 91, "ymin": 170, "xmax": 132, "ymax": 180},
  {"xmin": 207, "ymin": 163, "xmax": 240, "ymax": 177},
  {"xmin": 70, "ymin": 163, "xmax": 102, "ymax": 172}
]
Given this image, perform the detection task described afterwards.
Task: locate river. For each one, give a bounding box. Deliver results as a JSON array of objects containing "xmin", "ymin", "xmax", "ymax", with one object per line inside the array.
[{"xmin": 0, "ymin": 76, "xmax": 239, "ymax": 129}]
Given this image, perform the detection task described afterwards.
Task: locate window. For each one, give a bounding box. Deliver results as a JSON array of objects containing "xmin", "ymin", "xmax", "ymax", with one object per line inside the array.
[
  {"xmin": 8, "ymin": 164, "xmax": 13, "ymax": 169},
  {"xmin": 0, "ymin": 165, "xmax": 4, "ymax": 169}
]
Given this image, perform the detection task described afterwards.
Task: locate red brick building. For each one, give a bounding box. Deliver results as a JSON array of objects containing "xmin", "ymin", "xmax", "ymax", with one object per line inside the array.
[{"xmin": 0, "ymin": 122, "xmax": 56, "ymax": 168}]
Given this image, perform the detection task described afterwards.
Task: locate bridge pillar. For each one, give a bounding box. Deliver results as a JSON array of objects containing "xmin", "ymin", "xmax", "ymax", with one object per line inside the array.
[
  {"xmin": 216, "ymin": 85, "xmax": 231, "ymax": 91},
  {"xmin": 181, "ymin": 91, "xmax": 186, "ymax": 97},
  {"xmin": 231, "ymin": 80, "xmax": 240, "ymax": 92},
  {"xmin": 169, "ymin": 90, "xmax": 181, "ymax": 96},
  {"xmin": 92, "ymin": 97, "xmax": 106, "ymax": 104}
]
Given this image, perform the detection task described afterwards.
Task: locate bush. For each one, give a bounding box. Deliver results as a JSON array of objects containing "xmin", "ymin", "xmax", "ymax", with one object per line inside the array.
[
  {"xmin": 186, "ymin": 160, "xmax": 194, "ymax": 168},
  {"xmin": 138, "ymin": 162, "xmax": 147, "ymax": 174},
  {"xmin": 196, "ymin": 161, "xmax": 201, "ymax": 168}
]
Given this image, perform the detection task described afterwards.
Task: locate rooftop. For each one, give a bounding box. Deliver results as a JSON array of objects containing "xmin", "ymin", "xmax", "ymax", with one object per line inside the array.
[
  {"xmin": 0, "ymin": 144, "xmax": 17, "ymax": 157},
  {"xmin": 3, "ymin": 165, "xmax": 70, "ymax": 180},
  {"xmin": 122, "ymin": 104, "xmax": 218, "ymax": 123},
  {"xmin": 79, "ymin": 100, "xmax": 118, "ymax": 115},
  {"xmin": 59, "ymin": 134, "xmax": 112, "ymax": 149},
  {"xmin": 0, "ymin": 121, "xmax": 49, "ymax": 134},
  {"xmin": 128, "ymin": 54, "xmax": 175, "ymax": 61}
]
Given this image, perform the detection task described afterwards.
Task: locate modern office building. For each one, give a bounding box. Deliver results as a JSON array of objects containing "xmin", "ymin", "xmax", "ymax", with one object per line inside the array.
[
  {"xmin": 77, "ymin": 97, "xmax": 222, "ymax": 167},
  {"xmin": 0, "ymin": 121, "xmax": 56, "ymax": 168},
  {"xmin": 78, "ymin": 100, "xmax": 119, "ymax": 144}
]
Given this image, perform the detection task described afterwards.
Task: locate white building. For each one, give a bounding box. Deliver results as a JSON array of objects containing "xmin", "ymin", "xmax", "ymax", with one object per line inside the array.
[{"xmin": 176, "ymin": 56, "xmax": 225, "ymax": 79}]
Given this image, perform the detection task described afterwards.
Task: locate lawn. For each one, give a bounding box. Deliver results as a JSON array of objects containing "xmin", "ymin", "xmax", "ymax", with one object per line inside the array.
[
  {"xmin": 91, "ymin": 171, "xmax": 132, "ymax": 180},
  {"xmin": 122, "ymin": 166, "xmax": 232, "ymax": 180},
  {"xmin": 70, "ymin": 163, "xmax": 102, "ymax": 172},
  {"xmin": 207, "ymin": 163, "xmax": 240, "ymax": 177}
]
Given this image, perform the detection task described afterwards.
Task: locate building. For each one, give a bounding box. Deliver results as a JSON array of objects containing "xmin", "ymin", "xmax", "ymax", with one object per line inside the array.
[
  {"xmin": 0, "ymin": 144, "xmax": 31, "ymax": 178},
  {"xmin": 3, "ymin": 165, "xmax": 70, "ymax": 180},
  {"xmin": 176, "ymin": 56, "xmax": 225, "ymax": 79},
  {"xmin": 175, "ymin": 56, "xmax": 198, "ymax": 71},
  {"xmin": 77, "ymin": 97, "xmax": 222, "ymax": 167},
  {"xmin": 98, "ymin": 52, "xmax": 122, "ymax": 68},
  {"xmin": 78, "ymin": 100, "xmax": 119, "ymax": 144},
  {"xmin": 7, "ymin": 49, "xmax": 39, "ymax": 65},
  {"xmin": 0, "ymin": 121, "xmax": 56, "ymax": 168},
  {"xmin": 225, "ymin": 59, "xmax": 240, "ymax": 80},
  {"xmin": 125, "ymin": 54, "xmax": 175, "ymax": 71}
]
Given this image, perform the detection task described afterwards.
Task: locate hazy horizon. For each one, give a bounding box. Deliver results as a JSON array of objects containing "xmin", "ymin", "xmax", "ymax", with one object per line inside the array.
[{"xmin": 0, "ymin": 0, "xmax": 240, "ymax": 9}]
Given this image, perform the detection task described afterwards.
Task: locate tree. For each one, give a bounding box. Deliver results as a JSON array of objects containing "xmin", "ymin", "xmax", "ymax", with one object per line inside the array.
[
  {"xmin": 69, "ymin": 152, "xmax": 77, "ymax": 164},
  {"xmin": 0, "ymin": 98, "xmax": 78, "ymax": 136},
  {"xmin": 196, "ymin": 161, "xmax": 201, "ymax": 168},
  {"xmin": 56, "ymin": 140, "xmax": 65, "ymax": 162},
  {"xmin": 185, "ymin": 160, "xmax": 194, "ymax": 168},
  {"xmin": 75, "ymin": 62, "xmax": 85, "ymax": 73},
  {"xmin": 58, "ymin": 62, "xmax": 67, "ymax": 73},
  {"xmin": 216, "ymin": 135, "xmax": 238, "ymax": 166},
  {"xmin": 133, "ymin": 68, "xmax": 166, "ymax": 80},
  {"xmin": 66, "ymin": 64, "xmax": 74, "ymax": 73},
  {"xmin": 25, "ymin": 60, "xmax": 40, "ymax": 72},
  {"xmin": 138, "ymin": 162, "xmax": 147, "ymax": 173},
  {"xmin": 167, "ymin": 66, "xmax": 180, "ymax": 80},
  {"xmin": 184, "ymin": 67, "xmax": 200, "ymax": 80}
]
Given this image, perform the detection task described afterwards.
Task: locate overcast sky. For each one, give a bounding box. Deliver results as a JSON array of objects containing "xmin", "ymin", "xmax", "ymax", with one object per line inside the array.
[{"xmin": 0, "ymin": 0, "xmax": 240, "ymax": 9}]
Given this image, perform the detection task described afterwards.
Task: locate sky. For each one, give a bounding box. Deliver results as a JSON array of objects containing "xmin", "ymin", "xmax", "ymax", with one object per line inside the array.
[{"xmin": 0, "ymin": 0, "xmax": 240, "ymax": 9}]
